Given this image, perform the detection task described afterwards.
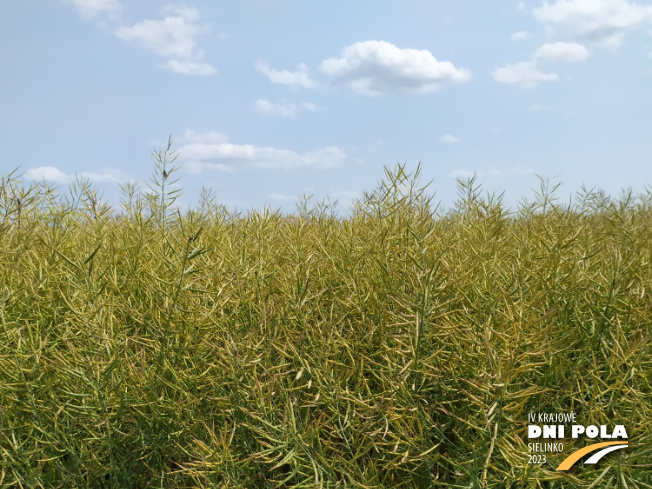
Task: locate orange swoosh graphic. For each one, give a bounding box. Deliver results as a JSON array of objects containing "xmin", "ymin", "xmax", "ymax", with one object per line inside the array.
[{"xmin": 557, "ymin": 441, "xmax": 628, "ymax": 470}]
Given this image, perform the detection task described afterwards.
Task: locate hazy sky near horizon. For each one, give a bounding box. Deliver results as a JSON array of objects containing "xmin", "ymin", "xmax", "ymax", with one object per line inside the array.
[{"xmin": 2, "ymin": 0, "xmax": 652, "ymax": 213}]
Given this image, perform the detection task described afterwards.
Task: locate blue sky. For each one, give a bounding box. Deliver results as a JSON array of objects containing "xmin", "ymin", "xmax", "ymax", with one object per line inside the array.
[{"xmin": 2, "ymin": 0, "xmax": 652, "ymax": 213}]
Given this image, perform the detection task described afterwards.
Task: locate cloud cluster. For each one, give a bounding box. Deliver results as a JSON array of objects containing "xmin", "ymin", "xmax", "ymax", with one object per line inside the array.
[
  {"xmin": 533, "ymin": 41, "xmax": 589, "ymax": 61},
  {"xmin": 534, "ymin": 0, "xmax": 652, "ymax": 48},
  {"xmin": 115, "ymin": 6, "xmax": 216, "ymax": 75},
  {"xmin": 492, "ymin": 61, "xmax": 559, "ymax": 88},
  {"xmin": 493, "ymin": 42, "xmax": 588, "ymax": 88},
  {"xmin": 255, "ymin": 61, "xmax": 316, "ymax": 89},
  {"xmin": 511, "ymin": 30, "xmax": 532, "ymax": 40},
  {"xmin": 253, "ymin": 99, "xmax": 320, "ymax": 117},
  {"xmin": 62, "ymin": 1, "xmax": 216, "ymax": 75},
  {"xmin": 179, "ymin": 130, "xmax": 346, "ymax": 171},
  {"xmin": 254, "ymin": 41, "xmax": 470, "ymax": 97},
  {"xmin": 24, "ymin": 166, "xmax": 128, "ymax": 184},
  {"xmin": 62, "ymin": 0, "xmax": 122, "ymax": 21},
  {"xmin": 441, "ymin": 134, "xmax": 460, "ymax": 144},
  {"xmin": 318, "ymin": 41, "xmax": 471, "ymax": 95}
]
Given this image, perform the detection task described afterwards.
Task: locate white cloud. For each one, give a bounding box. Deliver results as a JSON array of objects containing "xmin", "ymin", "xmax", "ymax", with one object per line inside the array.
[
  {"xmin": 254, "ymin": 99, "xmax": 295, "ymax": 117},
  {"xmin": 533, "ymin": 42, "xmax": 590, "ymax": 61},
  {"xmin": 115, "ymin": 8, "xmax": 201, "ymax": 58},
  {"xmin": 492, "ymin": 61, "xmax": 559, "ymax": 88},
  {"xmin": 319, "ymin": 40, "xmax": 471, "ymax": 95},
  {"xmin": 115, "ymin": 6, "xmax": 215, "ymax": 75},
  {"xmin": 24, "ymin": 166, "xmax": 128, "ymax": 184},
  {"xmin": 64, "ymin": 2, "xmax": 216, "ymax": 74},
  {"xmin": 534, "ymin": 0, "xmax": 652, "ymax": 48},
  {"xmin": 178, "ymin": 131, "xmax": 346, "ymax": 171},
  {"xmin": 255, "ymin": 61, "xmax": 316, "ymax": 89},
  {"xmin": 493, "ymin": 41, "xmax": 588, "ymax": 88},
  {"xmin": 24, "ymin": 166, "xmax": 69, "ymax": 183},
  {"xmin": 161, "ymin": 5, "xmax": 200, "ymax": 22},
  {"xmin": 512, "ymin": 30, "xmax": 532, "ymax": 40},
  {"xmin": 184, "ymin": 130, "xmax": 229, "ymax": 144},
  {"xmin": 252, "ymin": 99, "xmax": 321, "ymax": 117},
  {"xmin": 62, "ymin": 0, "xmax": 122, "ymax": 21},
  {"xmin": 301, "ymin": 102, "xmax": 319, "ymax": 111},
  {"xmin": 162, "ymin": 60, "xmax": 216, "ymax": 76},
  {"xmin": 184, "ymin": 162, "xmax": 233, "ymax": 173},
  {"xmin": 441, "ymin": 134, "xmax": 460, "ymax": 144}
]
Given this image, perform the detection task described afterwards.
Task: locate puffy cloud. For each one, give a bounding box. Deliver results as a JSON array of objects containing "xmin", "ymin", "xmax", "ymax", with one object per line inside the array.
[
  {"xmin": 252, "ymin": 99, "xmax": 320, "ymax": 117},
  {"xmin": 319, "ymin": 40, "xmax": 471, "ymax": 95},
  {"xmin": 254, "ymin": 61, "xmax": 316, "ymax": 89},
  {"xmin": 300, "ymin": 102, "xmax": 319, "ymax": 111},
  {"xmin": 61, "ymin": 0, "xmax": 122, "ymax": 21},
  {"xmin": 184, "ymin": 130, "xmax": 228, "ymax": 144},
  {"xmin": 533, "ymin": 41, "xmax": 590, "ymax": 61},
  {"xmin": 493, "ymin": 42, "xmax": 588, "ymax": 88},
  {"xmin": 63, "ymin": 2, "xmax": 215, "ymax": 74},
  {"xmin": 24, "ymin": 166, "xmax": 127, "ymax": 183},
  {"xmin": 253, "ymin": 99, "xmax": 295, "ymax": 117},
  {"xmin": 115, "ymin": 7, "xmax": 201, "ymax": 58},
  {"xmin": 179, "ymin": 131, "xmax": 346, "ymax": 171},
  {"xmin": 161, "ymin": 5, "xmax": 200, "ymax": 22},
  {"xmin": 115, "ymin": 6, "xmax": 215, "ymax": 75},
  {"xmin": 162, "ymin": 60, "xmax": 216, "ymax": 76},
  {"xmin": 492, "ymin": 61, "xmax": 559, "ymax": 88},
  {"xmin": 24, "ymin": 166, "xmax": 70, "ymax": 183},
  {"xmin": 512, "ymin": 30, "xmax": 532, "ymax": 40},
  {"xmin": 533, "ymin": 0, "xmax": 652, "ymax": 47},
  {"xmin": 441, "ymin": 134, "xmax": 460, "ymax": 144}
]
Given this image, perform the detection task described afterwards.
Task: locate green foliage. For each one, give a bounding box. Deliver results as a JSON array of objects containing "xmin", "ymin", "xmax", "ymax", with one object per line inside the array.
[
  {"xmin": 147, "ymin": 134, "xmax": 183, "ymax": 234},
  {"xmin": 0, "ymin": 161, "xmax": 650, "ymax": 488}
]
